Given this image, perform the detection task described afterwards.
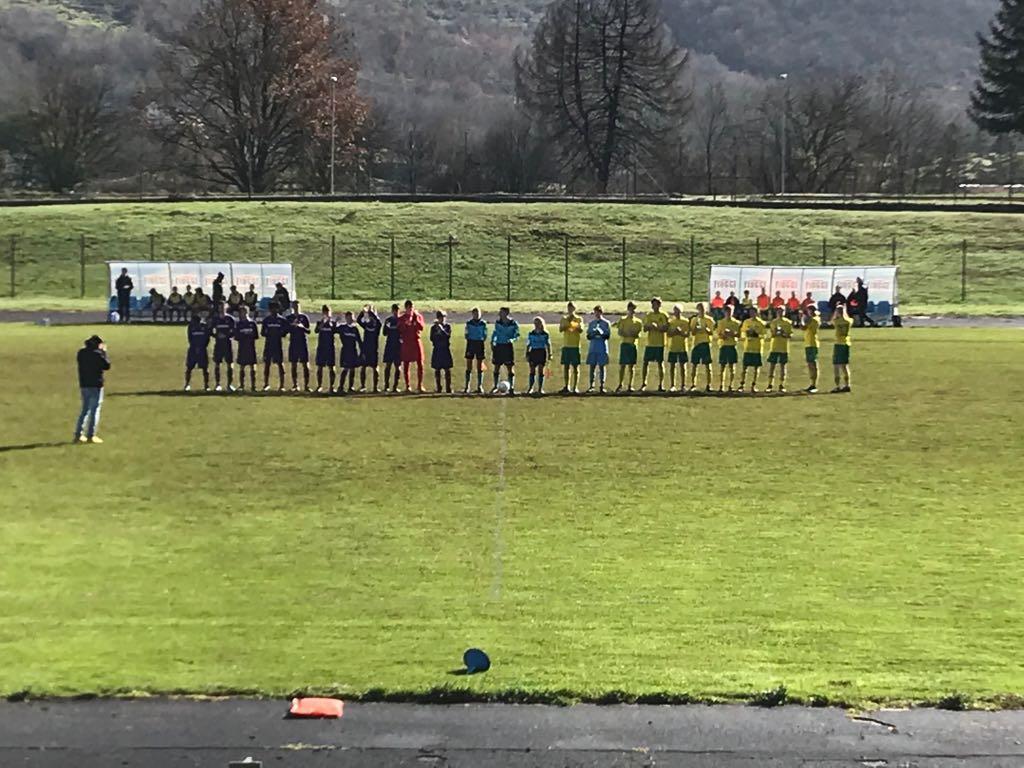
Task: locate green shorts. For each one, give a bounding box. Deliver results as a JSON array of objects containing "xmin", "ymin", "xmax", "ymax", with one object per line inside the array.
[
  {"xmin": 619, "ymin": 343, "xmax": 638, "ymax": 366},
  {"xmin": 668, "ymin": 350, "xmax": 688, "ymax": 365},
  {"xmin": 768, "ymin": 352, "xmax": 789, "ymax": 365},
  {"xmin": 743, "ymin": 352, "xmax": 763, "ymax": 368},
  {"xmin": 561, "ymin": 347, "xmax": 581, "ymax": 366},
  {"xmin": 643, "ymin": 346, "xmax": 665, "ymax": 363},
  {"xmin": 690, "ymin": 342, "xmax": 712, "ymax": 365},
  {"xmin": 833, "ymin": 344, "xmax": 851, "ymax": 365},
  {"xmin": 718, "ymin": 346, "xmax": 738, "ymax": 366},
  {"xmin": 805, "ymin": 347, "xmax": 819, "ymax": 363}
]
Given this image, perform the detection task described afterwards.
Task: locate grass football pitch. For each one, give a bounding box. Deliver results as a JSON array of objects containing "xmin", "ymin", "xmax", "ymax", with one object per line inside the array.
[{"xmin": 1, "ymin": 322, "xmax": 1023, "ymax": 707}]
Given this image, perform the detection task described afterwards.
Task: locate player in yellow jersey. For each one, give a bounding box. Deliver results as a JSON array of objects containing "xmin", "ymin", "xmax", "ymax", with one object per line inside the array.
[
  {"xmin": 615, "ymin": 302, "xmax": 643, "ymax": 393},
  {"xmin": 738, "ymin": 310, "xmax": 767, "ymax": 393},
  {"xmin": 687, "ymin": 303, "xmax": 715, "ymax": 392},
  {"xmin": 765, "ymin": 306, "xmax": 794, "ymax": 393},
  {"xmin": 666, "ymin": 304, "xmax": 690, "ymax": 392},
  {"xmin": 715, "ymin": 304, "xmax": 742, "ymax": 393},
  {"xmin": 803, "ymin": 305, "xmax": 821, "ymax": 393},
  {"xmin": 559, "ymin": 302, "xmax": 584, "ymax": 394},
  {"xmin": 831, "ymin": 304, "xmax": 853, "ymax": 393},
  {"xmin": 641, "ymin": 297, "xmax": 670, "ymax": 392}
]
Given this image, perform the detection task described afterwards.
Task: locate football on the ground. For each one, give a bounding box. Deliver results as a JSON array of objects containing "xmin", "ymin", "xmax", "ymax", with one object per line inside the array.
[{"xmin": 497, "ymin": 381, "xmax": 511, "ymax": 394}]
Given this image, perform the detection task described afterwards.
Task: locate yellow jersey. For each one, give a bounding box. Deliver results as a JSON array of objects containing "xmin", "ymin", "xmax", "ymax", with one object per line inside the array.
[
  {"xmin": 767, "ymin": 317, "xmax": 794, "ymax": 354},
  {"xmin": 667, "ymin": 316, "xmax": 689, "ymax": 352},
  {"xmin": 643, "ymin": 311, "xmax": 670, "ymax": 347},
  {"xmin": 834, "ymin": 316, "xmax": 853, "ymax": 346},
  {"xmin": 716, "ymin": 317, "xmax": 742, "ymax": 347},
  {"xmin": 740, "ymin": 316, "xmax": 767, "ymax": 353},
  {"xmin": 689, "ymin": 315, "xmax": 715, "ymax": 345},
  {"xmin": 804, "ymin": 317, "xmax": 820, "ymax": 348},
  {"xmin": 616, "ymin": 315, "xmax": 642, "ymax": 344},
  {"xmin": 560, "ymin": 314, "xmax": 583, "ymax": 348}
]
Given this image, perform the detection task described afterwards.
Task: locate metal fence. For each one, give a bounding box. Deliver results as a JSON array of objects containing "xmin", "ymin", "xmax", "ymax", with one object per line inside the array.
[{"xmin": 3, "ymin": 232, "xmax": 1021, "ymax": 306}]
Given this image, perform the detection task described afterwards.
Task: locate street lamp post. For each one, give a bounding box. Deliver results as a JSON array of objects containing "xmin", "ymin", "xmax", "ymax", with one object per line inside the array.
[
  {"xmin": 780, "ymin": 73, "xmax": 788, "ymax": 197},
  {"xmin": 329, "ymin": 75, "xmax": 338, "ymax": 196}
]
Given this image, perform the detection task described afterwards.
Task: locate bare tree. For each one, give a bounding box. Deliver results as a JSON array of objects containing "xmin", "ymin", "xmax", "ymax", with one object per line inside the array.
[
  {"xmin": 693, "ymin": 82, "xmax": 730, "ymax": 195},
  {"xmin": 515, "ymin": 0, "xmax": 689, "ymax": 193}
]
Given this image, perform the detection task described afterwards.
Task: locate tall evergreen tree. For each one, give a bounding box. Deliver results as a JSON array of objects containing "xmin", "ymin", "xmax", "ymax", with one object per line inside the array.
[{"xmin": 970, "ymin": 0, "xmax": 1024, "ymax": 134}]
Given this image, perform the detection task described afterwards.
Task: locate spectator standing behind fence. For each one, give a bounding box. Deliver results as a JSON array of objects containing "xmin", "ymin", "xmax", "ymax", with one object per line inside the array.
[
  {"xmin": 74, "ymin": 335, "xmax": 110, "ymax": 444},
  {"xmin": 115, "ymin": 268, "xmax": 133, "ymax": 323}
]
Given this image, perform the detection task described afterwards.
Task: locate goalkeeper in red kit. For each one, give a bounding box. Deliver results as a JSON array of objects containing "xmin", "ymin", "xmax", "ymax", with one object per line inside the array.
[{"xmin": 397, "ymin": 299, "xmax": 426, "ymax": 393}]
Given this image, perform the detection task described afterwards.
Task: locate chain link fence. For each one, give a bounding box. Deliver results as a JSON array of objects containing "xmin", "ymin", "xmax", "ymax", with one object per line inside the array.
[{"xmin": 2, "ymin": 231, "xmax": 1021, "ymax": 306}]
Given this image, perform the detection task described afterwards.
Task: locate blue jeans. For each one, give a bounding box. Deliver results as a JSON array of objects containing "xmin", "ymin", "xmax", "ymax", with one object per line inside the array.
[{"xmin": 75, "ymin": 387, "xmax": 104, "ymax": 439}]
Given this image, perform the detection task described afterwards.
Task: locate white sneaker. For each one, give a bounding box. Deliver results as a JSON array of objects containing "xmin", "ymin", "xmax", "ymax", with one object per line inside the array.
[
  {"xmin": 228, "ymin": 385, "xmax": 237, "ymax": 392},
  {"xmin": 184, "ymin": 384, "xmax": 191, "ymax": 392},
  {"xmin": 262, "ymin": 385, "xmax": 270, "ymax": 392},
  {"xmin": 215, "ymin": 385, "xmax": 223, "ymax": 392}
]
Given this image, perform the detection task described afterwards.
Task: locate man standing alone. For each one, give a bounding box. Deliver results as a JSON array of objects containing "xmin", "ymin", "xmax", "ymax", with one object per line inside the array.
[
  {"xmin": 115, "ymin": 268, "xmax": 133, "ymax": 323},
  {"xmin": 74, "ymin": 335, "xmax": 110, "ymax": 444}
]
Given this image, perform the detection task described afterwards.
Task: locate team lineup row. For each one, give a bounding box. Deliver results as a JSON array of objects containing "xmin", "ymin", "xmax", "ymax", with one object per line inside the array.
[{"xmin": 178, "ymin": 297, "xmax": 857, "ymax": 396}]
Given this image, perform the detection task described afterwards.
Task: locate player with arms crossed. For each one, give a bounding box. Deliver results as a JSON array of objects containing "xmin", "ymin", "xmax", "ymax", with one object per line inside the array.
[
  {"xmin": 337, "ymin": 310, "xmax": 363, "ymax": 394},
  {"xmin": 234, "ymin": 306, "xmax": 259, "ymax": 391},
  {"xmin": 314, "ymin": 305, "xmax": 337, "ymax": 393},
  {"xmin": 586, "ymin": 306, "xmax": 611, "ymax": 393},
  {"xmin": 803, "ymin": 305, "xmax": 821, "ymax": 393},
  {"xmin": 286, "ymin": 300, "xmax": 311, "ymax": 392},
  {"xmin": 831, "ymin": 304, "xmax": 853, "ymax": 393},
  {"xmin": 766, "ymin": 305, "xmax": 794, "ymax": 393},
  {"xmin": 615, "ymin": 302, "xmax": 642, "ymax": 393},
  {"xmin": 463, "ymin": 307, "xmax": 488, "ymax": 394},
  {"xmin": 641, "ymin": 297, "xmax": 669, "ymax": 392},
  {"xmin": 430, "ymin": 310, "xmax": 454, "ymax": 394},
  {"xmin": 210, "ymin": 302, "xmax": 236, "ymax": 392},
  {"xmin": 559, "ymin": 302, "xmax": 583, "ymax": 394},
  {"xmin": 738, "ymin": 308, "xmax": 768, "ymax": 393},
  {"xmin": 184, "ymin": 313, "xmax": 211, "ymax": 392},
  {"xmin": 688, "ymin": 303, "xmax": 715, "ymax": 392},
  {"xmin": 666, "ymin": 304, "xmax": 690, "ymax": 392},
  {"xmin": 715, "ymin": 304, "xmax": 741, "ymax": 394},
  {"xmin": 260, "ymin": 303, "xmax": 289, "ymax": 391},
  {"xmin": 490, "ymin": 307, "xmax": 520, "ymax": 395}
]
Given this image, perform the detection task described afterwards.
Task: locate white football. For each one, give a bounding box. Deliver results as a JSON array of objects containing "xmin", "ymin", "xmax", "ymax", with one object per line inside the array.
[
  {"xmin": 109, "ymin": 311, "xmax": 120, "ymax": 323},
  {"xmin": 497, "ymin": 381, "xmax": 511, "ymax": 394}
]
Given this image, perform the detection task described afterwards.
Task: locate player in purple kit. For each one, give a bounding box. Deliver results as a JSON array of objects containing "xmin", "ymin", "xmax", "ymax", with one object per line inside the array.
[
  {"xmin": 260, "ymin": 302, "xmax": 289, "ymax": 391},
  {"xmin": 357, "ymin": 304, "xmax": 382, "ymax": 393},
  {"xmin": 381, "ymin": 303, "xmax": 401, "ymax": 393},
  {"xmin": 314, "ymin": 305, "xmax": 337, "ymax": 393},
  {"xmin": 210, "ymin": 303, "xmax": 236, "ymax": 392},
  {"xmin": 184, "ymin": 313, "xmax": 211, "ymax": 392},
  {"xmin": 234, "ymin": 305, "xmax": 259, "ymax": 391},
  {"xmin": 337, "ymin": 311, "xmax": 363, "ymax": 395},
  {"xmin": 286, "ymin": 300, "xmax": 311, "ymax": 392}
]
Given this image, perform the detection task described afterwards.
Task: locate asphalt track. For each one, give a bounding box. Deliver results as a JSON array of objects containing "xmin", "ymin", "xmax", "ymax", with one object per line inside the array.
[{"xmin": 2, "ymin": 699, "xmax": 1023, "ymax": 767}]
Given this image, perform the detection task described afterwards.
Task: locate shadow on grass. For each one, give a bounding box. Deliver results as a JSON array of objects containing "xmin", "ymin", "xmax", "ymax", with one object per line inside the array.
[
  {"xmin": 106, "ymin": 389, "xmax": 835, "ymax": 400},
  {"xmin": 0, "ymin": 441, "xmax": 71, "ymax": 454}
]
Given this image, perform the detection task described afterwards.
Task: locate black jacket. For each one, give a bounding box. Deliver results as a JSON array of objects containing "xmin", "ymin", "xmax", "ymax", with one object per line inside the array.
[
  {"xmin": 77, "ymin": 347, "xmax": 111, "ymax": 388},
  {"xmin": 115, "ymin": 275, "xmax": 133, "ymax": 295}
]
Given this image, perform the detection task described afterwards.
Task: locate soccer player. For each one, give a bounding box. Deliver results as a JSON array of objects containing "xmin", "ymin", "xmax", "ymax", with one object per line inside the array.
[
  {"xmin": 715, "ymin": 304, "xmax": 741, "ymax": 393},
  {"xmin": 210, "ymin": 302, "xmax": 236, "ymax": 392},
  {"xmin": 227, "ymin": 285, "xmax": 244, "ymax": 316},
  {"xmin": 766, "ymin": 305, "xmax": 794, "ymax": 393},
  {"xmin": 235, "ymin": 305, "xmax": 259, "ymax": 391},
  {"xmin": 771, "ymin": 291, "xmax": 785, "ymax": 314},
  {"xmin": 738, "ymin": 306, "xmax": 768, "ymax": 393},
  {"xmin": 463, "ymin": 307, "xmax": 488, "ymax": 394},
  {"xmin": 166, "ymin": 286, "xmax": 185, "ymax": 322},
  {"xmin": 260, "ymin": 302, "xmax": 289, "ymax": 391},
  {"xmin": 786, "ymin": 291, "xmax": 801, "ymax": 326},
  {"xmin": 526, "ymin": 317, "xmax": 552, "ymax": 396},
  {"xmin": 314, "ymin": 305, "xmax": 337, "ymax": 392},
  {"xmin": 614, "ymin": 302, "xmax": 642, "ymax": 393},
  {"xmin": 357, "ymin": 305, "xmax": 382, "ymax": 392},
  {"xmin": 831, "ymin": 304, "xmax": 853, "ymax": 393},
  {"xmin": 756, "ymin": 287, "xmax": 770, "ymax": 318},
  {"xmin": 491, "ymin": 306, "xmax": 520, "ymax": 394},
  {"xmin": 688, "ymin": 303, "xmax": 715, "ymax": 392},
  {"xmin": 184, "ymin": 313, "xmax": 211, "ymax": 392},
  {"xmin": 337, "ymin": 310, "xmax": 363, "ymax": 394},
  {"xmin": 382, "ymin": 304, "xmax": 402, "ymax": 393},
  {"xmin": 803, "ymin": 304, "xmax": 821, "ymax": 393},
  {"xmin": 430, "ymin": 310, "xmax": 454, "ymax": 394},
  {"xmin": 641, "ymin": 297, "xmax": 669, "ymax": 392},
  {"xmin": 586, "ymin": 305, "xmax": 611, "ymax": 393},
  {"xmin": 286, "ymin": 300, "xmax": 311, "ymax": 391},
  {"xmin": 666, "ymin": 304, "xmax": 690, "ymax": 392},
  {"xmin": 559, "ymin": 302, "xmax": 583, "ymax": 394},
  {"xmin": 398, "ymin": 300, "xmax": 426, "ymax": 393},
  {"xmin": 710, "ymin": 291, "xmax": 726, "ymax": 321}
]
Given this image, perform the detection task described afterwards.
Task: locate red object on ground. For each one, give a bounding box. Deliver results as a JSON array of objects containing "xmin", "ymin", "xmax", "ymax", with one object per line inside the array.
[{"xmin": 289, "ymin": 698, "xmax": 345, "ymax": 718}]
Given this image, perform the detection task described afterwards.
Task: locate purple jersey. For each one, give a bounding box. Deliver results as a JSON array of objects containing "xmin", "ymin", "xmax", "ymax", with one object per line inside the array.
[
  {"xmin": 315, "ymin": 318, "xmax": 337, "ymax": 351},
  {"xmin": 286, "ymin": 313, "xmax": 310, "ymax": 349},
  {"xmin": 187, "ymin": 322, "xmax": 211, "ymax": 348},
  {"xmin": 382, "ymin": 315, "xmax": 401, "ymax": 360},
  {"xmin": 261, "ymin": 314, "xmax": 288, "ymax": 347},
  {"xmin": 338, "ymin": 323, "xmax": 363, "ymax": 368},
  {"xmin": 235, "ymin": 319, "xmax": 259, "ymax": 364},
  {"xmin": 211, "ymin": 314, "xmax": 235, "ymax": 342}
]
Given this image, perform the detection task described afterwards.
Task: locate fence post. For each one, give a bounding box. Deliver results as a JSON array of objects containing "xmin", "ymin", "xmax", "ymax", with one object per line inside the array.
[
  {"xmin": 891, "ymin": 236, "xmax": 897, "ymax": 266},
  {"xmin": 620, "ymin": 237, "xmax": 627, "ymax": 301},
  {"xmin": 447, "ymin": 234, "xmax": 454, "ymax": 300},
  {"xmin": 79, "ymin": 234, "xmax": 86, "ymax": 298},
  {"xmin": 390, "ymin": 235, "xmax": 396, "ymax": 301},
  {"xmin": 9, "ymin": 235, "xmax": 15, "ymax": 298},
  {"xmin": 330, "ymin": 234, "xmax": 337, "ymax": 300},
  {"xmin": 270, "ymin": 234, "xmax": 275, "ymax": 261},
  {"xmin": 689, "ymin": 235, "xmax": 695, "ymax": 301},
  {"xmin": 506, "ymin": 235, "xmax": 512, "ymax": 302},
  {"xmin": 755, "ymin": 237, "xmax": 760, "ymax": 266},
  {"xmin": 563, "ymin": 234, "xmax": 569, "ymax": 302},
  {"xmin": 821, "ymin": 237, "xmax": 827, "ymax": 266},
  {"xmin": 209, "ymin": 233, "xmax": 214, "ymax": 262},
  {"xmin": 958, "ymin": 239, "xmax": 966, "ymax": 303},
  {"xmin": 149, "ymin": 233, "xmax": 155, "ymax": 262}
]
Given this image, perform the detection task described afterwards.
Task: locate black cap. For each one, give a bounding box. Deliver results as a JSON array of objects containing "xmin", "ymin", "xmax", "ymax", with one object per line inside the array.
[{"xmin": 86, "ymin": 334, "xmax": 104, "ymax": 347}]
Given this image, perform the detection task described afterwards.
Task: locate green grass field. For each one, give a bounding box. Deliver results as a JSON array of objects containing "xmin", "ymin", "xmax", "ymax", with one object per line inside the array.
[
  {"xmin": 1, "ymin": 201, "xmax": 1022, "ymax": 309},
  {"xmin": 2, "ymin": 322, "xmax": 1023, "ymax": 707}
]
